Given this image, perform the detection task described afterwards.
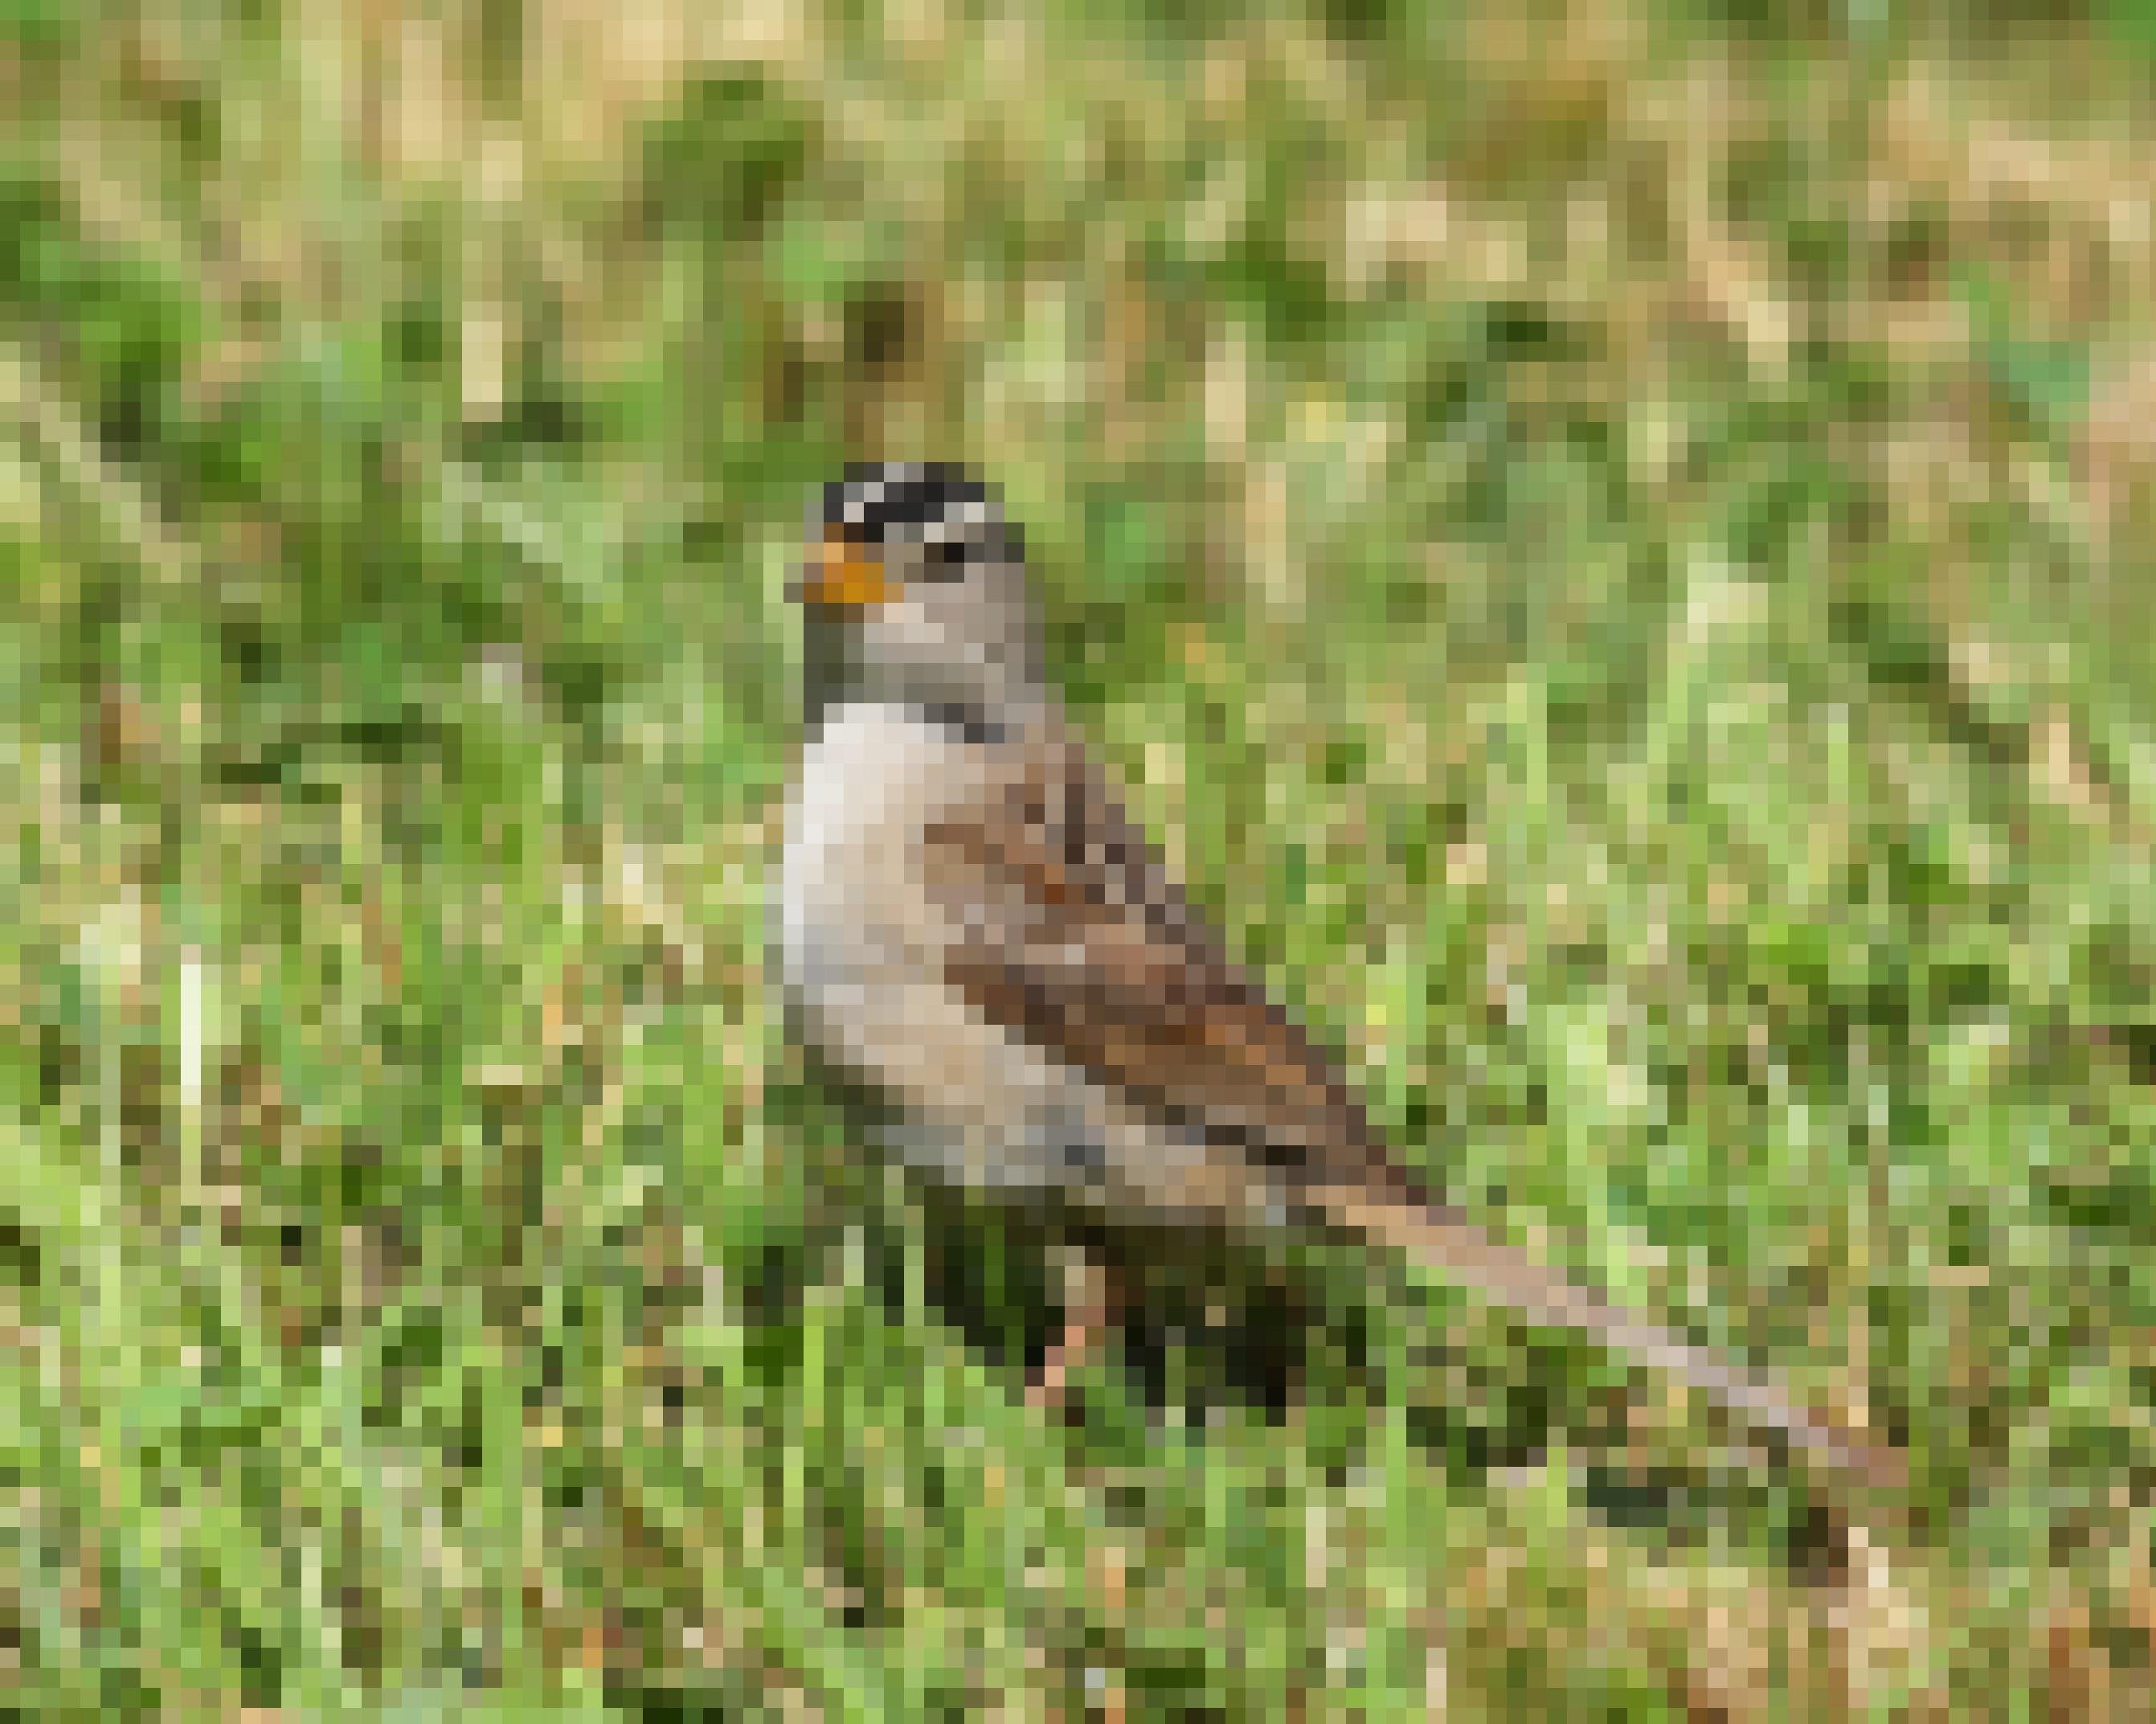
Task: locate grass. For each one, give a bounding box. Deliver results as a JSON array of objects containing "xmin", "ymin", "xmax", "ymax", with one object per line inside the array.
[{"xmin": 6, "ymin": 1, "xmax": 2156, "ymax": 1714}]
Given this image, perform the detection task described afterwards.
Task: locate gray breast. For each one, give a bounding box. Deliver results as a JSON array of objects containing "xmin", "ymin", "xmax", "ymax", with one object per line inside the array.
[
  {"xmin": 779, "ymin": 701, "xmax": 963, "ymax": 1006},
  {"xmin": 776, "ymin": 701, "xmax": 1205, "ymax": 1204}
]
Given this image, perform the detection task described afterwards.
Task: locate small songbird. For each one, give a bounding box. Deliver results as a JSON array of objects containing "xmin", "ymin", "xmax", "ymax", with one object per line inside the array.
[{"xmin": 779, "ymin": 461, "xmax": 1894, "ymax": 1483}]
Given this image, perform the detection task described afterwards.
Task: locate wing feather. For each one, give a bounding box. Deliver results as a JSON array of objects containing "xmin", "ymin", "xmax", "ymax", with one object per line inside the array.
[
  {"xmin": 915, "ymin": 719, "xmax": 1900, "ymax": 1482},
  {"xmin": 921, "ymin": 727, "xmax": 1409, "ymax": 1199}
]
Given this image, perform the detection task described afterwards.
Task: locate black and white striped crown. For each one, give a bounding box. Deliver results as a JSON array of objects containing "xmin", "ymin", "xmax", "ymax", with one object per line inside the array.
[{"xmin": 817, "ymin": 462, "xmax": 1018, "ymax": 559}]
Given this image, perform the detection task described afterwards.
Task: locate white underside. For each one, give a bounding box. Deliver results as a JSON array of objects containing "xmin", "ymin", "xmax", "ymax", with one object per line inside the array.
[{"xmin": 779, "ymin": 700, "xmax": 1209, "ymax": 1206}]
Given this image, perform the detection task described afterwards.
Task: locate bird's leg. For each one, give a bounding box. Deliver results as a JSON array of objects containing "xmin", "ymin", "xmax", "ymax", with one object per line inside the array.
[{"xmin": 1026, "ymin": 1245, "xmax": 1118, "ymax": 1415}]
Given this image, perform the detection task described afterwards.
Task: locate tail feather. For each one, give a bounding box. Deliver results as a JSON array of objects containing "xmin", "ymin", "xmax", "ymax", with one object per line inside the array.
[{"xmin": 1312, "ymin": 1181, "xmax": 1904, "ymax": 1489}]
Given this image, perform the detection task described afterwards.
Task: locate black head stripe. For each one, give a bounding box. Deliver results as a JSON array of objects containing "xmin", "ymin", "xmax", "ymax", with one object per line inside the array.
[{"xmin": 819, "ymin": 462, "xmax": 998, "ymax": 547}]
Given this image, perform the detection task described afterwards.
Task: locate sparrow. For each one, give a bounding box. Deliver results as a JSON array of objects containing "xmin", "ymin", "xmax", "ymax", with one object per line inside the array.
[{"xmin": 779, "ymin": 461, "xmax": 1896, "ymax": 1484}]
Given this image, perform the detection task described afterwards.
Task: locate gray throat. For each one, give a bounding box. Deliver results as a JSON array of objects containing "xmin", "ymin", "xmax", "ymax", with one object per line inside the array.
[{"xmin": 800, "ymin": 612, "xmax": 1051, "ymax": 743}]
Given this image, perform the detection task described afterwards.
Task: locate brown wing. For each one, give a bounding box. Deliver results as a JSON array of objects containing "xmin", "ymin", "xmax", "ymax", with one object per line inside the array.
[
  {"xmin": 920, "ymin": 724, "xmax": 1410, "ymax": 1201},
  {"xmin": 919, "ymin": 722, "xmax": 1903, "ymax": 1485}
]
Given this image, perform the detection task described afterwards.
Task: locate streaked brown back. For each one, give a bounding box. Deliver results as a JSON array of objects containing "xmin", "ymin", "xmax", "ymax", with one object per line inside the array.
[{"xmin": 922, "ymin": 725, "xmax": 1409, "ymax": 1202}]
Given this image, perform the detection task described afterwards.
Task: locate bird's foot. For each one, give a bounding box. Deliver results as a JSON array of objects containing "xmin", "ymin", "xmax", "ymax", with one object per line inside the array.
[{"xmin": 1025, "ymin": 1249, "xmax": 1117, "ymax": 1417}]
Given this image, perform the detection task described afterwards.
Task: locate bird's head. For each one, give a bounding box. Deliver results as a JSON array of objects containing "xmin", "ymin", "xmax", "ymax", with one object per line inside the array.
[{"xmin": 795, "ymin": 462, "xmax": 1045, "ymax": 722}]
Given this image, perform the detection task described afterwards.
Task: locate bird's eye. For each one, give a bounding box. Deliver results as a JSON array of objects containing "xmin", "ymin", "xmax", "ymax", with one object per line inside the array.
[{"xmin": 921, "ymin": 538, "xmax": 968, "ymax": 579}]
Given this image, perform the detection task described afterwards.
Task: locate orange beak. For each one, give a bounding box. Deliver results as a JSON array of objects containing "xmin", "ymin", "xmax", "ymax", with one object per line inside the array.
[{"xmin": 797, "ymin": 530, "xmax": 894, "ymax": 609}]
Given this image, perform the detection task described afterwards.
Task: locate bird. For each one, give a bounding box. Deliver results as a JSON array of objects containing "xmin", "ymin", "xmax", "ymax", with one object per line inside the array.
[{"xmin": 778, "ymin": 460, "xmax": 1897, "ymax": 1485}]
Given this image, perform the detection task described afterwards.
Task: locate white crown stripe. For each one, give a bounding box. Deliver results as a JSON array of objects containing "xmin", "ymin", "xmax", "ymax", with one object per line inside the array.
[{"xmin": 821, "ymin": 467, "xmax": 1002, "ymax": 555}]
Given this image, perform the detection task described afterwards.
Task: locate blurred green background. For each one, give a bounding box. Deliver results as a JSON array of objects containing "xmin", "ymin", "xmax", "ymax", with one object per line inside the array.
[{"xmin": 7, "ymin": 2, "xmax": 2156, "ymax": 1715}]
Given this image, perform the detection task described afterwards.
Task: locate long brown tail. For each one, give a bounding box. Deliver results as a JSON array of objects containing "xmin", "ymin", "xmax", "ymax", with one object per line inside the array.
[{"xmin": 1311, "ymin": 1181, "xmax": 1904, "ymax": 1488}]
